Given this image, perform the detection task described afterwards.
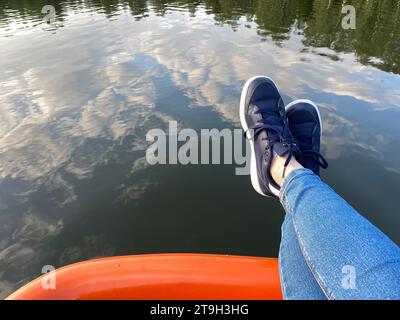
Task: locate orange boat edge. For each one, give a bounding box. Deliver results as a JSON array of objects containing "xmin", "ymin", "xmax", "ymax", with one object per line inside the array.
[{"xmin": 6, "ymin": 254, "xmax": 283, "ymax": 300}]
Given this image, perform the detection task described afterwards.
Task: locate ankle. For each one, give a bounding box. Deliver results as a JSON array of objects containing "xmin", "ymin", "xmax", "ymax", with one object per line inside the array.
[{"xmin": 271, "ymin": 153, "xmax": 304, "ymax": 187}]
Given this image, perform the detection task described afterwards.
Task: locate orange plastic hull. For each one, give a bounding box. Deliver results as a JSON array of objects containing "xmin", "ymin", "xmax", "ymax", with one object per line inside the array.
[{"xmin": 7, "ymin": 254, "xmax": 282, "ymax": 300}]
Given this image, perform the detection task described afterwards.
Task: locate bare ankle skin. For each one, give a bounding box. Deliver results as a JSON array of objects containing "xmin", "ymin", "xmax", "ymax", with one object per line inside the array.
[{"xmin": 271, "ymin": 153, "xmax": 304, "ymax": 188}]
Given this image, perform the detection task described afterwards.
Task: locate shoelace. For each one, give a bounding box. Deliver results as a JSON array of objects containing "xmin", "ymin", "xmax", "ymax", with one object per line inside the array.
[
  {"xmin": 303, "ymin": 150, "xmax": 329, "ymax": 170},
  {"xmin": 245, "ymin": 107, "xmax": 299, "ymax": 178}
]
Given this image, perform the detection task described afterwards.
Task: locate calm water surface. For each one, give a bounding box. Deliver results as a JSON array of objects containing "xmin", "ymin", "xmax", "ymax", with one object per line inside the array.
[{"xmin": 0, "ymin": 0, "xmax": 399, "ymax": 297}]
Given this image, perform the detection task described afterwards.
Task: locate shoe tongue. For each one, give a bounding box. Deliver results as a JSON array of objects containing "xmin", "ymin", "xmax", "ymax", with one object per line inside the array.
[
  {"xmin": 249, "ymin": 103, "xmax": 280, "ymax": 126},
  {"xmin": 291, "ymin": 122, "xmax": 315, "ymax": 137},
  {"xmin": 273, "ymin": 143, "xmax": 290, "ymax": 157},
  {"xmin": 249, "ymin": 104, "xmax": 264, "ymax": 123}
]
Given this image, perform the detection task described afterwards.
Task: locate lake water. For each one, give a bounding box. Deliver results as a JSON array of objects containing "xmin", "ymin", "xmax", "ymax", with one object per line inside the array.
[{"xmin": 0, "ymin": 0, "xmax": 399, "ymax": 297}]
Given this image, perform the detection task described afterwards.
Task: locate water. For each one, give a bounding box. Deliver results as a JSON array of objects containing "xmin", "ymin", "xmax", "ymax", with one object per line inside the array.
[{"xmin": 0, "ymin": 0, "xmax": 399, "ymax": 297}]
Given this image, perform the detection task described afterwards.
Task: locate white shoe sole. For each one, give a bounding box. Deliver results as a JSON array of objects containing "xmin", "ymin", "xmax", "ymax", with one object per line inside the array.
[
  {"xmin": 239, "ymin": 76, "xmax": 281, "ymax": 198},
  {"xmin": 285, "ymin": 99, "xmax": 323, "ymax": 137}
]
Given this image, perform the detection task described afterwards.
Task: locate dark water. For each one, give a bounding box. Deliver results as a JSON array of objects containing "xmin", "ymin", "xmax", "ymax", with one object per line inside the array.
[{"xmin": 0, "ymin": 0, "xmax": 399, "ymax": 297}]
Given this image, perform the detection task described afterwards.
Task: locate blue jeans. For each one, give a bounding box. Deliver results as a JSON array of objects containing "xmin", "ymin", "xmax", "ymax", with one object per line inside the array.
[{"xmin": 278, "ymin": 169, "xmax": 400, "ymax": 300}]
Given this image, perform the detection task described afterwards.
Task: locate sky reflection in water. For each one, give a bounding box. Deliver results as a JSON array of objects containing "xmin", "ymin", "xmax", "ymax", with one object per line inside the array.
[{"xmin": 0, "ymin": 0, "xmax": 399, "ymax": 297}]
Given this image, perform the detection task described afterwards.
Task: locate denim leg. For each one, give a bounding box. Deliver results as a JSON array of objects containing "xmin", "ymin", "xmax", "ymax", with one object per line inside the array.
[
  {"xmin": 279, "ymin": 169, "xmax": 400, "ymax": 300},
  {"xmin": 279, "ymin": 213, "xmax": 327, "ymax": 300}
]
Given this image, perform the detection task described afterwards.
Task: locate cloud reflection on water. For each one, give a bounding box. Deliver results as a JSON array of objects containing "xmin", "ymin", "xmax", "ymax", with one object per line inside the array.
[{"xmin": 0, "ymin": 3, "xmax": 399, "ymax": 297}]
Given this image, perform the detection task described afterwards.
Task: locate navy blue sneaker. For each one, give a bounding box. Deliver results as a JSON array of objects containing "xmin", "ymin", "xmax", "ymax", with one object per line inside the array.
[
  {"xmin": 240, "ymin": 76, "xmax": 300, "ymax": 197},
  {"xmin": 285, "ymin": 99, "xmax": 328, "ymax": 176}
]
